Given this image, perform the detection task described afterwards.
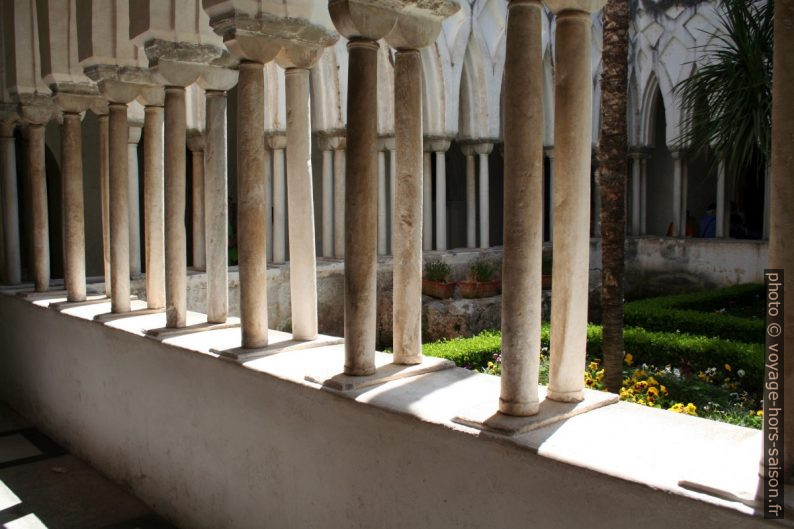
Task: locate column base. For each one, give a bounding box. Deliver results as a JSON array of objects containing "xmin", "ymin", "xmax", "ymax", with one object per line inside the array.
[
  {"xmin": 214, "ymin": 331, "xmax": 344, "ymax": 363},
  {"xmin": 453, "ymin": 386, "xmax": 617, "ymax": 436},
  {"xmin": 546, "ymin": 387, "xmax": 585, "ymax": 403},
  {"xmin": 305, "ymin": 349, "xmax": 454, "ymax": 392},
  {"xmin": 145, "ymin": 318, "xmax": 240, "ymax": 341},
  {"xmin": 49, "ymin": 295, "xmax": 115, "ymax": 312},
  {"xmin": 93, "ymin": 303, "xmax": 164, "ymax": 323}
]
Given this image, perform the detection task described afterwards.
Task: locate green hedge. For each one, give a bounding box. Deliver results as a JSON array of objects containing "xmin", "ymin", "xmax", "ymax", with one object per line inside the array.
[
  {"xmin": 624, "ymin": 284, "xmax": 764, "ymax": 344},
  {"xmin": 423, "ymin": 324, "xmax": 763, "ymax": 392}
]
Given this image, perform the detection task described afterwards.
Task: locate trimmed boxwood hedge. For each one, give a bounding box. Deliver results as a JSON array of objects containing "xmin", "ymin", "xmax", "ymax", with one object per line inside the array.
[
  {"xmin": 422, "ymin": 323, "xmax": 763, "ymax": 392},
  {"xmin": 624, "ymin": 283, "xmax": 764, "ymax": 344}
]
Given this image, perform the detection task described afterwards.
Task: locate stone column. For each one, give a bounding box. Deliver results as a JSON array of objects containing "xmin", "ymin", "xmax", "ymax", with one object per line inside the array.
[
  {"xmin": 671, "ymin": 149, "xmax": 683, "ymax": 237},
  {"xmin": 716, "ymin": 159, "xmax": 726, "ymax": 238},
  {"xmin": 26, "ymin": 122, "xmax": 50, "ymax": 292},
  {"xmin": 237, "ymin": 61, "xmax": 269, "ymax": 348},
  {"xmin": 188, "ymin": 135, "xmax": 205, "ymax": 271},
  {"xmin": 462, "ymin": 144, "xmax": 476, "ymax": 249},
  {"xmin": 768, "ymin": 0, "xmax": 794, "ymax": 478},
  {"xmin": 143, "ymin": 104, "xmax": 165, "ymax": 309},
  {"xmin": 422, "ymin": 148, "xmax": 433, "ymax": 251},
  {"xmin": 0, "ymin": 121, "xmax": 21, "ymax": 284},
  {"xmin": 640, "ymin": 156, "xmax": 647, "ymax": 235},
  {"xmin": 389, "ymin": 144, "xmax": 396, "ymax": 254},
  {"xmin": 548, "ymin": 2, "xmax": 602, "ymax": 403},
  {"xmin": 265, "ymin": 147, "xmax": 273, "ymax": 262},
  {"xmin": 430, "ymin": 141, "xmax": 450, "ymax": 251},
  {"xmin": 377, "ymin": 145, "xmax": 388, "ymax": 255},
  {"xmin": 630, "ymin": 151, "xmax": 642, "ymax": 236},
  {"xmin": 476, "ymin": 143, "xmax": 492, "ymax": 248},
  {"xmin": 392, "ymin": 48, "xmax": 423, "ymax": 365},
  {"xmin": 108, "ymin": 103, "xmax": 130, "ymax": 312},
  {"xmin": 98, "ymin": 113, "xmax": 111, "ymax": 295},
  {"xmin": 61, "ymin": 111, "xmax": 87, "ymax": 302},
  {"xmin": 343, "ymin": 37, "xmax": 380, "ymax": 375},
  {"xmin": 321, "ymin": 145, "xmax": 333, "ymax": 257},
  {"xmin": 268, "ymin": 135, "xmax": 287, "ymax": 264},
  {"xmin": 545, "ymin": 147, "xmax": 554, "ymax": 241},
  {"xmin": 204, "ymin": 90, "xmax": 229, "ymax": 323},
  {"xmin": 680, "ymin": 157, "xmax": 688, "ymax": 236},
  {"xmin": 285, "ymin": 67, "xmax": 318, "ymax": 340},
  {"xmin": 128, "ymin": 124, "xmax": 143, "ymax": 275},
  {"xmin": 499, "ymin": 0, "xmax": 544, "ymax": 416},
  {"xmin": 333, "ymin": 144, "xmax": 346, "ymax": 259},
  {"xmin": 164, "ymin": 86, "xmax": 187, "ymax": 328}
]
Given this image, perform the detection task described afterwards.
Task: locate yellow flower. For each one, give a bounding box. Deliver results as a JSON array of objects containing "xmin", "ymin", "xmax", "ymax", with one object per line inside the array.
[
  {"xmin": 596, "ymin": 369, "xmax": 605, "ymax": 382},
  {"xmin": 635, "ymin": 369, "xmax": 647, "ymax": 378},
  {"xmin": 669, "ymin": 403, "xmax": 684, "ymax": 413},
  {"xmin": 647, "ymin": 386, "xmax": 659, "ymax": 398},
  {"xmin": 724, "ymin": 364, "xmax": 731, "ymax": 372},
  {"xmin": 589, "ymin": 361, "xmax": 599, "ymax": 371},
  {"xmin": 647, "ymin": 376, "xmax": 659, "ymax": 387},
  {"xmin": 684, "ymin": 403, "xmax": 697, "ymax": 416},
  {"xmin": 660, "ymin": 385, "xmax": 668, "ymax": 395},
  {"xmin": 757, "ymin": 410, "xmax": 764, "ymax": 417},
  {"xmin": 624, "ymin": 353, "xmax": 633, "ymax": 366}
]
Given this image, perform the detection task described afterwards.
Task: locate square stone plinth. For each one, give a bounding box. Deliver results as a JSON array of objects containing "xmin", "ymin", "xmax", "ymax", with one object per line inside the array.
[
  {"xmin": 49, "ymin": 295, "xmax": 115, "ymax": 312},
  {"xmin": 145, "ymin": 318, "xmax": 241, "ymax": 340},
  {"xmin": 305, "ymin": 351, "xmax": 455, "ymax": 392},
  {"xmin": 214, "ymin": 331, "xmax": 345, "ymax": 362},
  {"xmin": 454, "ymin": 386, "xmax": 619, "ymax": 436},
  {"xmin": 93, "ymin": 300, "xmax": 162, "ymax": 323}
]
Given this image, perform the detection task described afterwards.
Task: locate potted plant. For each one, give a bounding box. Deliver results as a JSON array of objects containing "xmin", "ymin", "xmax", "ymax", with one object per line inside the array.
[
  {"xmin": 459, "ymin": 259, "xmax": 501, "ymax": 299},
  {"xmin": 422, "ymin": 259, "xmax": 456, "ymax": 299}
]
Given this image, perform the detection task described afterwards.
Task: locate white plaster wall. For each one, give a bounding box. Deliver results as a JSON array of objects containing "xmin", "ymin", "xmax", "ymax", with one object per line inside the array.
[{"xmin": 0, "ymin": 295, "xmax": 768, "ymax": 529}]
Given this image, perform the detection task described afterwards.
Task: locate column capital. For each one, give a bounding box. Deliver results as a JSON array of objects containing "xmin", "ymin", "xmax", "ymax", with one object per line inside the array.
[
  {"xmin": 186, "ymin": 132, "xmax": 205, "ymax": 153},
  {"xmin": 377, "ymin": 136, "xmax": 395, "ymax": 151},
  {"xmin": 545, "ymin": 0, "xmax": 606, "ymax": 14},
  {"xmin": 265, "ymin": 132, "xmax": 287, "ymax": 150},
  {"xmin": 317, "ymin": 132, "xmax": 346, "ymax": 151},
  {"xmin": 384, "ymin": 5, "xmax": 458, "ymax": 51},
  {"xmin": 461, "ymin": 141, "xmax": 495, "ymax": 156},
  {"xmin": 18, "ymin": 96, "xmax": 57, "ymax": 126},
  {"xmin": 424, "ymin": 137, "xmax": 451, "ymax": 153}
]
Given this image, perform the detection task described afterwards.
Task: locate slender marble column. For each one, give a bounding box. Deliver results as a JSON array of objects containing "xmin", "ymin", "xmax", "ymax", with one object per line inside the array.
[
  {"xmin": 128, "ymin": 125, "xmax": 142, "ymax": 275},
  {"xmin": 189, "ymin": 138, "xmax": 205, "ymax": 271},
  {"xmin": 0, "ymin": 121, "xmax": 21, "ymax": 284},
  {"xmin": 61, "ymin": 112, "xmax": 86, "ymax": 302},
  {"xmin": 237, "ymin": 61, "xmax": 269, "ymax": 348},
  {"xmin": 716, "ymin": 159, "xmax": 726, "ymax": 238},
  {"xmin": 680, "ymin": 157, "xmax": 688, "ymax": 236},
  {"xmin": 321, "ymin": 147, "xmax": 333, "ymax": 257},
  {"xmin": 27, "ymin": 123, "xmax": 49, "ymax": 292},
  {"xmin": 433, "ymin": 143, "xmax": 450, "ymax": 250},
  {"xmin": 285, "ymin": 68, "xmax": 318, "ymax": 340},
  {"xmin": 671, "ymin": 150, "xmax": 683, "ymax": 237},
  {"xmin": 463, "ymin": 146, "xmax": 476, "ymax": 248},
  {"xmin": 344, "ymin": 38, "xmax": 379, "ymax": 375},
  {"xmin": 392, "ymin": 48, "xmax": 423, "ymax": 365},
  {"xmin": 144, "ymin": 105, "xmax": 165, "ymax": 309},
  {"xmin": 500, "ymin": 0, "xmax": 544, "ymax": 416},
  {"xmin": 630, "ymin": 152, "xmax": 641, "ymax": 236},
  {"xmin": 422, "ymin": 149, "xmax": 432, "ymax": 251},
  {"xmin": 108, "ymin": 103, "xmax": 130, "ymax": 312},
  {"xmin": 333, "ymin": 146, "xmax": 345, "ymax": 259},
  {"xmin": 389, "ymin": 146, "xmax": 396, "ymax": 255},
  {"xmin": 377, "ymin": 147, "xmax": 387, "ymax": 255},
  {"xmin": 265, "ymin": 147, "xmax": 273, "ymax": 262},
  {"xmin": 640, "ymin": 157, "xmax": 647, "ymax": 235},
  {"xmin": 271, "ymin": 139, "xmax": 286, "ymax": 264},
  {"xmin": 205, "ymin": 90, "xmax": 228, "ymax": 323},
  {"xmin": 164, "ymin": 87, "xmax": 187, "ymax": 328},
  {"xmin": 477, "ymin": 147, "xmax": 491, "ymax": 248},
  {"xmin": 548, "ymin": 7, "xmax": 596, "ymax": 403},
  {"xmin": 98, "ymin": 114, "xmax": 111, "ymax": 295}
]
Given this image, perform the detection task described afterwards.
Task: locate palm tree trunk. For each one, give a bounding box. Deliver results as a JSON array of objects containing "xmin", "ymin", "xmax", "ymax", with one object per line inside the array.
[{"xmin": 597, "ymin": 0, "xmax": 630, "ymax": 393}]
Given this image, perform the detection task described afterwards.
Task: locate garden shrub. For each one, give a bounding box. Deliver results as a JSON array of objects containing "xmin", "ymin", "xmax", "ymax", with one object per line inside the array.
[{"xmin": 624, "ymin": 283, "xmax": 764, "ymax": 343}]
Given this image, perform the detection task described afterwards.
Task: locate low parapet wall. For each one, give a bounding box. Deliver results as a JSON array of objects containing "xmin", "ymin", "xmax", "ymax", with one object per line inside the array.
[{"xmin": 0, "ymin": 292, "xmax": 767, "ymax": 529}]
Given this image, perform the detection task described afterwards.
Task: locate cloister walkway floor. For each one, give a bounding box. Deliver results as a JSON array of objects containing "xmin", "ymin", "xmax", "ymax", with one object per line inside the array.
[{"xmin": 0, "ymin": 402, "xmax": 177, "ymax": 529}]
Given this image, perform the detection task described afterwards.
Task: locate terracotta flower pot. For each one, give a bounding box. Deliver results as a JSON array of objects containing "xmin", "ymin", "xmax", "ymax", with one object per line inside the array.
[
  {"xmin": 458, "ymin": 280, "xmax": 501, "ymax": 299},
  {"xmin": 422, "ymin": 279, "xmax": 457, "ymax": 299}
]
